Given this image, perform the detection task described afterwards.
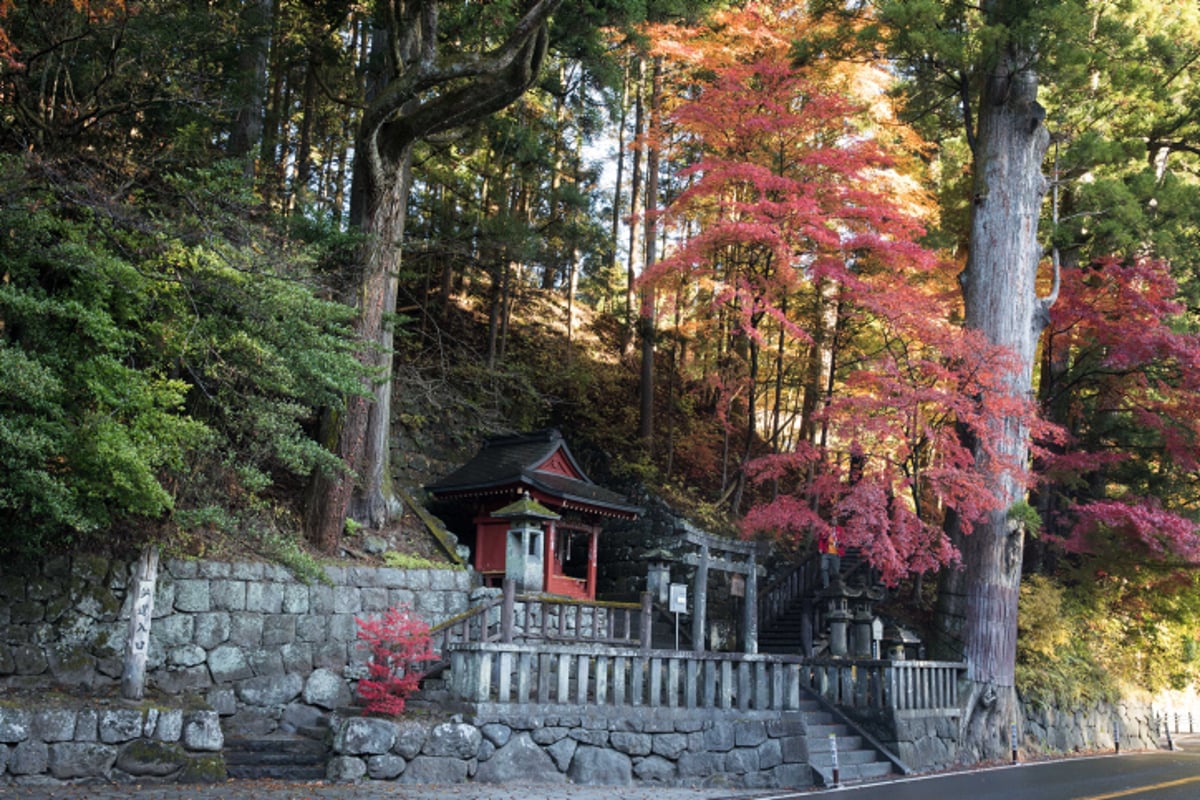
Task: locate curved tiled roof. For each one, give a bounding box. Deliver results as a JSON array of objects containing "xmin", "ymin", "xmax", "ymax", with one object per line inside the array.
[{"xmin": 426, "ymin": 428, "xmax": 641, "ymax": 518}]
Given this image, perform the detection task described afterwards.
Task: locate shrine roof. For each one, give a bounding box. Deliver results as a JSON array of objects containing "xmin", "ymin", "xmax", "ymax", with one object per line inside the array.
[{"xmin": 426, "ymin": 428, "xmax": 642, "ymax": 518}]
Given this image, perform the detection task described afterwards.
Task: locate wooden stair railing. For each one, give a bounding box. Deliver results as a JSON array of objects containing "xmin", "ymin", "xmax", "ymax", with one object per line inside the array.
[{"xmin": 424, "ymin": 581, "xmax": 651, "ymax": 678}]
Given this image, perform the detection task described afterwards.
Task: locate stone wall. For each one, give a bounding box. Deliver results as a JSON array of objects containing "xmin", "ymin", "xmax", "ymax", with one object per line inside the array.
[
  {"xmin": 601, "ymin": 496, "xmax": 718, "ymax": 601},
  {"xmin": 851, "ymin": 696, "xmax": 1163, "ymax": 773},
  {"xmin": 326, "ymin": 706, "xmax": 814, "ymax": 790},
  {"xmin": 599, "ymin": 500, "xmax": 745, "ymax": 649},
  {"xmin": 1023, "ymin": 697, "xmax": 1159, "ymax": 755},
  {"xmin": 0, "ymin": 554, "xmax": 479, "ymax": 744},
  {"xmin": 0, "ymin": 698, "xmax": 224, "ymax": 784}
]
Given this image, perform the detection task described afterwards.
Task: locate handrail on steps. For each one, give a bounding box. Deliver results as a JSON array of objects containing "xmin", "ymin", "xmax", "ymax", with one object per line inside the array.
[{"xmin": 424, "ymin": 580, "xmax": 651, "ymax": 675}]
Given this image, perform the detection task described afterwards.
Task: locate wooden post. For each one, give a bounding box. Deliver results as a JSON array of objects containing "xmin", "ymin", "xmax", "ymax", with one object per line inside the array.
[
  {"xmin": 587, "ymin": 526, "xmax": 598, "ymax": 600},
  {"xmin": 692, "ymin": 543, "xmax": 708, "ymax": 653},
  {"xmin": 501, "ymin": 579, "xmax": 515, "ymax": 643},
  {"xmin": 801, "ymin": 596, "xmax": 814, "ymax": 657},
  {"xmin": 121, "ymin": 545, "xmax": 159, "ymax": 701},
  {"xmin": 743, "ymin": 558, "xmax": 758, "ymax": 654},
  {"xmin": 640, "ymin": 591, "xmax": 653, "ymax": 653}
]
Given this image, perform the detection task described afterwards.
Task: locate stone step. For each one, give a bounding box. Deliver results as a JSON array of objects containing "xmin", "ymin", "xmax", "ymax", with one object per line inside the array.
[
  {"xmin": 224, "ymin": 735, "xmax": 329, "ymax": 781},
  {"xmin": 808, "ymin": 746, "xmax": 879, "ymax": 766},
  {"xmin": 225, "ymin": 736, "xmax": 329, "ymax": 756},
  {"xmin": 811, "ymin": 758, "xmax": 894, "ymax": 785},
  {"xmin": 805, "ymin": 723, "xmax": 852, "ymax": 739},
  {"xmin": 296, "ymin": 723, "xmax": 331, "ymax": 740},
  {"xmin": 807, "ymin": 732, "xmax": 863, "ymax": 752},
  {"xmin": 228, "ymin": 763, "xmax": 328, "ymax": 780}
]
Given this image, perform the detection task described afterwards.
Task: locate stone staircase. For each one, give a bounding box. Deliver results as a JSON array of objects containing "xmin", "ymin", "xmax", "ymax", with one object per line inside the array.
[
  {"xmin": 758, "ymin": 595, "xmax": 819, "ymax": 656},
  {"xmin": 759, "ymin": 548, "xmax": 883, "ymax": 657},
  {"xmin": 223, "ymin": 717, "xmax": 332, "ymax": 780},
  {"xmin": 800, "ymin": 701, "xmax": 895, "ymax": 786}
]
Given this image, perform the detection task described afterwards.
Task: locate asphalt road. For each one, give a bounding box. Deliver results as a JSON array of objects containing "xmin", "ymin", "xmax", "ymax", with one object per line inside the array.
[
  {"xmin": 4, "ymin": 738, "xmax": 1200, "ymax": 800},
  {"xmin": 732, "ymin": 737, "xmax": 1200, "ymax": 800}
]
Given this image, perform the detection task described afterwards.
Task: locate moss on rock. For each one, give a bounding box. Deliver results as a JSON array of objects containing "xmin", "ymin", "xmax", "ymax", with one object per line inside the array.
[
  {"xmin": 116, "ymin": 739, "xmax": 189, "ymax": 777},
  {"xmin": 178, "ymin": 753, "xmax": 227, "ymax": 783}
]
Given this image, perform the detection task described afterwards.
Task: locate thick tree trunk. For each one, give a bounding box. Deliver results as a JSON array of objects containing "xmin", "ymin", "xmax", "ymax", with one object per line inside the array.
[
  {"xmin": 306, "ymin": 147, "xmax": 410, "ymax": 548},
  {"xmin": 350, "ymin": 152, "xmax": 411, "ymax": 528},
  {"xmin": 228, "ymin": 0, "xmax": 272, "ymax": 176},
  {"xmin": 638, "ymin": 60, "xmax": 661, "ymax": 448},
  {"xmin": 294, "ymin": 61, "xmax": 321, "ymax": 208},
  {"xmin": 799, "ymin": 276, "xmax": 839, "ymax": 447},
  {"xmin": 608, "ymin": 69, "xmax": 628, "ymax": 316},
  {"xmin": 623, "ymin": 58, "xmax": 645, "ymax": 357},
  {"xmin": 949, "ymin": 36, "xmax": 1051, "ymax": 762},
  {"xmin": 303, "ymin": 0, "xmax": 559, "ymax": 551}
]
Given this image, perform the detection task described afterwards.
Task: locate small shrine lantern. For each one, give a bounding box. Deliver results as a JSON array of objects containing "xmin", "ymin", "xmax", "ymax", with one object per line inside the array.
[{"xmin": 493, "ymin": 491, "xmax": 560, "ymax": 594}]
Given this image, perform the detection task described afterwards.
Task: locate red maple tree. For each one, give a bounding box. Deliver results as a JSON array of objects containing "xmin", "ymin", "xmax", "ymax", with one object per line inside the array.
[
  {"xmin": 639, "ymin": 22, "xmax": 1041, "ymax": 583},
  {"xmin": 355, "ymin": 607, "xmax": 438, "ymax": 717},
  {"xmin": 1037, "ymin": 256, "xmax": 1200, "ymax": 565}
]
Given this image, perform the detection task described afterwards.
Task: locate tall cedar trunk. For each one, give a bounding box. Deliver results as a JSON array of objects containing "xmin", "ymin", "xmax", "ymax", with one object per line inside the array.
[
  {"xmin": 729, "ymin": 327, "xmax": 760, "ymax": 516},
  {"xmin": 259, "ymin": 27, "xmax": 286, "ymax": 204},
  {"xmin": 609, "ymin": 70, "xmax": 628, "ymax": 315},
  {"xmin": 623, "ymin": 57, "xmax": 645, "ymax": 356},
  {"xmin": 567, "ymin": 126, "xmax": 584, "ymax": 343},
  {"xmin": 770, "ymin": 303, "xmax": 786, "ymax": 452},
  {"xmin": 947, "ymin": 28, "xmax": 1051, "ymax": 762},
  {"xmin": 304, "ymin": 0, "xmax": 559, "ymax": 550},
  {"xmin": 294, "ymin": 59, "xmax": 321, "ymax": 208},
  {"xmin": 306, "ymin": 144, "xmax": 411, "ymax": 547},
  {"xmin": 799, "ymin": 276, "xmax": 839, "ymax": 447},
  {"xmin": 1025, "ymin": 154, "xmax": 1070, "ymax": 576},
  {"xmin": 350, "ymin": 151, "xmax": 411, "ymax": 527},
  {"xmin": 544, "ymin": 63, "xmax": 568, "ymax": 291},
  {"xmin": 228, "ymin": 0, "xmax": 272, "ymax": 176},
  {"xmin": 1027, "ymin": 246, "xmax": 1077, "ymax": 575},
  {"xmin": 638, "ymin": 59, "xmax": 661, "ymax": 448}
]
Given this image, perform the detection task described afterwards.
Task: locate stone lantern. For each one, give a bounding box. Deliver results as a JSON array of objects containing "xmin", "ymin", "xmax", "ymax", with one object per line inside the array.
[
  {"xmin": 826, "ymin": 592, "xmax": 852, "ymax": 657},
  {"xmin": 493, "ymin": 490, "xmax": 560, "ymax": 594}
]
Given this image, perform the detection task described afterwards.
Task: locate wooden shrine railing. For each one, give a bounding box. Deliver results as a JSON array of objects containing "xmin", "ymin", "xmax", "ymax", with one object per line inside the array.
[
  {"xmin": 757, "ymin": 557, "xmax": 820, "ymax": 631},
  {"xmin": 445, "ymin": 640, "xmax": 966, "ymax": 715},
  {"xmin": 798, "ymin": 659, "xmax": 965, "ymax": 713},
  {"xmin": 428, "ymin": 581, "xmax": 649, "ymax": 671}
]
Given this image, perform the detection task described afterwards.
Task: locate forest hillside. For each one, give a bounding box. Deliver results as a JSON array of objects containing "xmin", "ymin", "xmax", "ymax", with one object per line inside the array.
[{"xmin": 3, "ymin": 0, "xmax": 1200, "ymax": 755}]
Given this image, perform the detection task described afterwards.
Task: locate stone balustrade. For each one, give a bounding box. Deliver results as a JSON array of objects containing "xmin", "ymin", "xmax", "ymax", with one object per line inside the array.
[{"xmin": 446, "ymin": 641, "xmax": 968, "ymax": 716}]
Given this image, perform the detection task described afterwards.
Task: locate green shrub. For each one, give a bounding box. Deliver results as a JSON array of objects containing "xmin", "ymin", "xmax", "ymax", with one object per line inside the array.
[
  {"xmin": 382, "ymin": 551, "xmax": 462, "ymax": 571},
  {"xmin": 1016, "ymin": 574, "xmax": 1118, "ymax": 708},
  {"xmin": 0, "ymin": 157, "xmax": 367, "ymax": 556}
]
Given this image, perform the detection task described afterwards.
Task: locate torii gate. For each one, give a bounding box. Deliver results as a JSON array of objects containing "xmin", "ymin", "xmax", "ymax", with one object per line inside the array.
[{"xmin": 682, "ymin": 529, "xmax": 769, "ymax": 655}]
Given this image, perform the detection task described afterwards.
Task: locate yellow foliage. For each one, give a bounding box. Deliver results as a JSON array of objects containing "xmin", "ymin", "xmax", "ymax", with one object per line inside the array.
[{"xmin": 1018, "ymin": 574, "xmax": 1071, "ymax": 661}]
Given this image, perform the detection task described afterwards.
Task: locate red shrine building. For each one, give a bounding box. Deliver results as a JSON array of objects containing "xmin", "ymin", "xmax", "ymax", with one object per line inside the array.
[{"xmin": 426, "ymin": 429, "xmax": 641, "ymax": 600}]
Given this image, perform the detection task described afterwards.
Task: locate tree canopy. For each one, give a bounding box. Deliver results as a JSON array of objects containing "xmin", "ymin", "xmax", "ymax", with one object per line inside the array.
[{"xmin": 3, "ymin": 0, "xmax": 1200, "ymax": 750}]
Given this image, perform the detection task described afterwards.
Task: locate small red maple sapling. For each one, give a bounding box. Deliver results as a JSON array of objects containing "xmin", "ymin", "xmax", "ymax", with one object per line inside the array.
[{"xmin": 355, "ymin": 606, "xmax": 438, "ymax": 716}]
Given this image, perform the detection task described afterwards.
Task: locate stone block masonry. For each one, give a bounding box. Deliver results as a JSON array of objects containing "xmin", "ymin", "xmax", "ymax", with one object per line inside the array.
[
  {"xmin": 327, "ymin": 707, "xmax": 814, "ymax": 790},
  {"xmin": 0, "ymin": 555, "xmax": 478, "ymax": 751},
  {"xmin": 0, "ymin": 699, "xmax": 225, "ymax": 785}
]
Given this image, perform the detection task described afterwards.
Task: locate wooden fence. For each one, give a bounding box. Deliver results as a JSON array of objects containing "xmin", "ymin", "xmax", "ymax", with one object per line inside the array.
[
  {"xmin": 428, "ymin": 582, "xmax": 648, "ymax": 670},
  {"xmin": 445, "ymin": 641, "xmax": 966, "ymax": 715},
  {"xmin": 430, "ymin": 579, "xmax": 965, "ymax": 715},
  {"xmin": 799, "ymin": 658, "xmax": 965, "ymax": 712}
]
